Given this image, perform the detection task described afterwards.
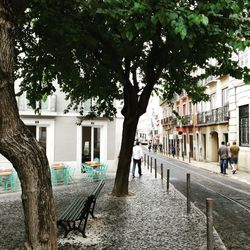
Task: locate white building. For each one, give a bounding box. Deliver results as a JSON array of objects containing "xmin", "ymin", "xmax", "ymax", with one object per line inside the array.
[
  {"xmin": 137, "ymin": 94, "xmax": 161, "ymax": 144},
  {"xmin": 0, "ymin": 83, "xmax": 124, "ymax": 176}
]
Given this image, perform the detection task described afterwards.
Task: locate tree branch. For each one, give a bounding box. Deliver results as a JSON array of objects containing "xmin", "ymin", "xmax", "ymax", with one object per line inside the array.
[{"xmin": 139, "ymin": 28, "xmax": 165, "ymax": 115}]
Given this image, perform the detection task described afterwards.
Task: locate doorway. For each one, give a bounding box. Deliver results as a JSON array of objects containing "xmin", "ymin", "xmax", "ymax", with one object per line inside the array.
[
  {"xmin": 210, "ymin": 131, "xmax": 219, "ymax": 161},
  {"xmin": 224, "ymin": 133, "xmax": 228, "ymax": 144},
  {"xmin": 82, "ymin": 126, "xmax": 100, "ymax": 163},
  {"xmin": 26, "ymin": 125, "xmax": 47, "ymax": 151},
  {"xmin": 183, "ymin": 134, "xmax": 187, "ymax": 156},
  {"xmin": 202, "ymin": 134, "xmax": 206, "ymax": 160},
  {"xmin": 189, "ymin": 135, "xmax": 193, "ymax": 158}
]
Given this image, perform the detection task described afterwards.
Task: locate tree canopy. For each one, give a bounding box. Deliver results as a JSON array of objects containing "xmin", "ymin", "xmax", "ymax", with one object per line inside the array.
[{"xmin": 16, "ymin": 0, "xmax": 250, "ymax": 117}]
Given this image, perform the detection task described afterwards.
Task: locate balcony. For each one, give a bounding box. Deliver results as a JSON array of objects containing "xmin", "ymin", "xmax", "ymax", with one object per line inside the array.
[
  {"xmin": 180, "ymin": 115, "xmax": 192, "ymax": 126},
  {"xmin": 172, "ymin": 117, "xmax": 178, "ymax": 126},
  {"xmin": 197, "ymin": 105, "xmax": 229, "ymax": 125}
]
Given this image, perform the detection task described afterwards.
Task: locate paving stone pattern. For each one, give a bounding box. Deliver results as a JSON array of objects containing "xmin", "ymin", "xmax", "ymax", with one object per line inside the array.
[{"xmin": 0, "ymin": 167, "xmax": 226, "ymax": 249}]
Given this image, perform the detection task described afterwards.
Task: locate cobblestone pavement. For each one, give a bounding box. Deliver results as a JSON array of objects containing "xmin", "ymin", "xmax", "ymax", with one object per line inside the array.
[{"xmin": 0, "ymin": 166, "xmax": 226, "ymax": 249}]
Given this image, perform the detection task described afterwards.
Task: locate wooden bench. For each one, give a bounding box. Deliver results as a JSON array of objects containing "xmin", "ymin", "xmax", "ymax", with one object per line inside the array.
[{"xmin": 57, "ymin": 180, "xmax": 105, "ymax": 238}]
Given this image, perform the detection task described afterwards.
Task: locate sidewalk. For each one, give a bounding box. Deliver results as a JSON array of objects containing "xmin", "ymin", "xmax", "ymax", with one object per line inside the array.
[
  {"xmin": 179, "ymin": 156, "xmax": 250, "ymax": 186},
  {"xmin": 57, "ymin": 169, "xmax": 226, "ymax": 250}
]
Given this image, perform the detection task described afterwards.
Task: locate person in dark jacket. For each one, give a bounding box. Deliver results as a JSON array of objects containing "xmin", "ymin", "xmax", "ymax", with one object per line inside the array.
[
  {"xmin": 218, "ymin": 141, "xmax": 229, "ymax": 175},
  {"xmin": 171, "ymin": 145, "xmax": 176, "ymax": 158}
]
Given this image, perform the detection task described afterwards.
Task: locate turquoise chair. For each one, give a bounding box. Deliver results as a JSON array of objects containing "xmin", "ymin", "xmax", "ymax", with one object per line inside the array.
[
  {"xmin": 99, "ymin": 162, "xmax": 108, "ymax": 180},
  {"xmin": 10, "ymin": 171, "xmax": 20, "ymax": 191},
  {"xmin": 0, "ymin": 175, "xmax": 8, "ymax": 192},
  {"xmin": 50, "ymin": 168, "xmax": 57, "ymax": 186},
  {"xmin": 50, "ymin": 167, "xmax": 68, "ymax": 185},
  {"xmin": 83, "ymin": 165, "xmax": 94, "ymax": 179},
  {"xmin": 67, "ymin": 167, "xmax": 75, "ymax": 183},
  {"xmin": 83, "ymin": 164, "xmax": 100, "ymax": 181},
  {"xmin": 94, "ymin": 157, "xmax": 100, "ymax": 162},
  {"xmin": 0, "ymin": 171, "xmax": 17, "ymax": 192}
]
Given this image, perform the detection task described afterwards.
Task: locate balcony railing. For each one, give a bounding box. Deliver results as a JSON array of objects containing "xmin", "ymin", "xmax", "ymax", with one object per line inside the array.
[
  {"xmin": 197, "ymin": 105, "xmax": 229, "ymax": 125},
  {"xmin": 181, "ymin": 115, "xmax": 192, "ymax": 126},
  {"xmin": 172, "ymin": 117, "xmax": 178, "ymax": 126},
  {"xmin": 161, "ymin": 115, "xmax": 193, "ymax": 127}
]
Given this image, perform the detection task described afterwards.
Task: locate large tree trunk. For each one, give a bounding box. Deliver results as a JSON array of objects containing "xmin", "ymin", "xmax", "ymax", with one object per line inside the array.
[
  {"xmin": 0, "ymin": 2, "xmax": 57, "ymax": 249},
  {"xmin": 112, "ymin": 114, "xmax": 139, "ymax": 196}
]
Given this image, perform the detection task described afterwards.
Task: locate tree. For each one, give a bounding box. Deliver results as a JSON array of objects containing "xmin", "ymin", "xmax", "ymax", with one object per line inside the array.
[
  {"xmin": 0, "ymin": 1, "xmax": 249, "ymax": 247},
  {"xmin": 0, "ymin": 1, "xmax": 57, "ymax": 249},
  {"xmin": 17, "ymin": 0, "xmax": 249, "ymax": 197}
]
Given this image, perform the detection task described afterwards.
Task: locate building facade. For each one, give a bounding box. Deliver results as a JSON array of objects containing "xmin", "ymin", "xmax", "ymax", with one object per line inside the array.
[
  {"xmin": 0, "ymin": 83, "xmax": 124, "ymax": 176},
  {"xmin": 160, "ymin": 64, "xmax": 250, "ymax": 173}
]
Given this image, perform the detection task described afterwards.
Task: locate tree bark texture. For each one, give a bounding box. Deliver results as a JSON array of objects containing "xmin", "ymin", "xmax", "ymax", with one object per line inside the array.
[
  {"xmin": 112, "ymin": 79, "xmax": 141, "ymax": 196},
  {"xmin": 0, "ymin": 2, "xmax": 57, "ymax": 249},
  {"xmin": 112, "ymin": 114, "xmax": 139, "ymax": 196}
]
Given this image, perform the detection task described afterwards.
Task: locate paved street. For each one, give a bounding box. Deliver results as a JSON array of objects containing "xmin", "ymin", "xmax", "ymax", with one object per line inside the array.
[
  {"xmin": 1, "ymin": 151, "xmax": 249, "ymax": 249},
  {"xmin": 144, "ymin": 150, "xmax": 250, "ymax": 250}
]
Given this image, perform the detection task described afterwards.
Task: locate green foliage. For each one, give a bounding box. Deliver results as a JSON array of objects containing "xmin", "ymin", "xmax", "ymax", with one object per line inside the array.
[{"xmin": 15, "ymin": 0, "xmax": 250, "ymax": 117}]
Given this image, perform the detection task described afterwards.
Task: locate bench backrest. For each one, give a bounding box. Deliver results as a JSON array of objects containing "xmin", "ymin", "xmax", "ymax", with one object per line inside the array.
[
  {"xmin": 79, "ymin": 195, "xmax": 95, "ymax": 220},
  {"xmin": 92, "ymin": 180, "xmax": 105, "ymax": 200}
]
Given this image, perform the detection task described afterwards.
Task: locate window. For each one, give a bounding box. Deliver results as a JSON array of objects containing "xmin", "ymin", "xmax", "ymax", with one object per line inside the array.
[
  {"xmin": 17, "ymin": 92, "xmax": 56, "ymax": 112},
  {"xmin": 210, "ymin": 93, "xmax": 216, "ymax": 110},
  {"xmin": 239, "ymin": 105, "xmax": 249, "ymax": 147},
  {"xmin": 27, "ymin": 125, "xmax": 47, "ymax": 151},
  {"xmin": 189, "ymin": 102, "xmax": 192, "ymax": 115},
  {"xmin": 238, "ymin": 49, "xmax": 250, "ymax": 68},
  {"xmin": 222, "ymin": 88, "xmax": 228, "ymax": 106},
  {"xmin": 182, "ymin": 104, "xmax": 186, "ymax": 116},
  {"xmin": 201, "ymin": 101, "xmax": 205, "ymax": 112},
  {"xmin": 176, "ymin": 106, "xmax": 179, "ymax": 115}
]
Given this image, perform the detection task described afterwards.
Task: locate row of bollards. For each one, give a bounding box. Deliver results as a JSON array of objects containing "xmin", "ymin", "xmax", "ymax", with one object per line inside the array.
[{"xmin": 144, "ymin": 154, "xmax": 214, "ymax": 250}]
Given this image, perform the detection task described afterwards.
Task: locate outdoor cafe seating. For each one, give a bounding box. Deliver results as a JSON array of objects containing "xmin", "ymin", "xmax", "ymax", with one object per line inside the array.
[
  {"xmin": 82, "ymin": 160, "xmax": 108, "ymax": 181},
  {"xmin": 0, "ymin": 168, "xmax": 20, "ymax": 192},
  {"xmin": 50, "ymin": 163, "xmax": 75, "ymax": 186}
]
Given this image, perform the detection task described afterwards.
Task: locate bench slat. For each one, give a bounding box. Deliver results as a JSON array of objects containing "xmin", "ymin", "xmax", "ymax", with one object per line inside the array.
[{"xmin": 59, "ymin": 197, "xmax": 86, "ymax": 221}]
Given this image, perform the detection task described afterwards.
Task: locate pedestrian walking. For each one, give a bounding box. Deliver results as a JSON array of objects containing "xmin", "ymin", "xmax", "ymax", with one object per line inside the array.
[
  {"xmin": 226, "ymin": 142, "xmax": 232, "ymax": 170},
  {"xmin": 230, "ymin": 141, "xmax": 240, "ymax": 174},
  {"xmin": 132, "ymin": 141, "xmax": 143, "ymax": 178},
  {"xmin": 159, "ymin": 143, "xmax": 163, "ymax": 153},
  {"xmin": 148, "ymin": 141, "xmax": 152, "ymax": 152},
  {"xmin": 218, "ymin": 141, "xmax": 229, "ymax": 175},
  {"xmin": 171, "ymin": 145, "xmax": 176, "ymax": 158},
  {"xmin": 153, "ymin": 144, "xmax": 157, "ymax": 153}
]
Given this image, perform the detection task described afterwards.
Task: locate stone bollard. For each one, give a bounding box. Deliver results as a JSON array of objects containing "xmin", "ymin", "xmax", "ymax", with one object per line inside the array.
[
  {"xmin": 154, "ymin": 159, "xmax": 157, "ymax": 178},
  {"xmin": 206, "ymin": 198, "xmax": 214, "ymax": 250},
  {"xmin": 161, "ymin": 163, "xmax": 163, "ymax": 179},
  {"xmin": 187, "ymin": 173, "xmax": 191, "ymax": 214},
  {"xmin": 166, "ymin": 169, "xmax": 170, "ymax": 192},
  {"xmin": 150, "ymin": 157, "xmax": 152, "ymax": 173}
]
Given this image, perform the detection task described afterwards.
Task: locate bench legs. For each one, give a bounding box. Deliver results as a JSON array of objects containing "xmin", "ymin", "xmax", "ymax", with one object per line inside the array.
[{"xmin": 57, "ymin": 211, "xmax": 92, "ymax": 238}]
